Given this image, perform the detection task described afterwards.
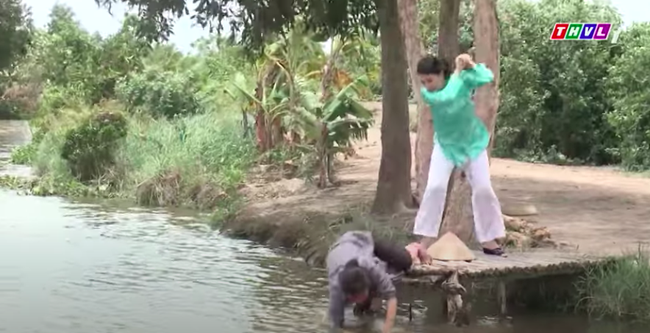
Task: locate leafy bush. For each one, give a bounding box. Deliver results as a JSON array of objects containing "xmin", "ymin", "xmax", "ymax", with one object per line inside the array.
[
  {"xmin": 606, "ymin": 23, "xmax": 650, "ymax": 171},
  {"xmin": 38, "ymin": 84, "xmax": 87, "ymax": 112},
  {"xmin": 60, "ymin": 111, "xmax": 128, "ymax": 181},
  {"xmin": 0, "ymin": 99, "xmax": 21, "ymax": 119},
  {"xmin": 116, "ymin": 68, "xmax": 202, "ymax": 118},
  {"xmin": 10, "ymin": 142, "xmax": 36, "ymax": 164},
  {"xmin": 495, "ymin": 0, "xmax": 622, "ymax": 165},
  {"xmin": 0, "ymin": 0, "xmax": 32, "ymax": 72},
  {"xmin": 116, "ymin": 111, "xmax": 256, "ymax": 211}
]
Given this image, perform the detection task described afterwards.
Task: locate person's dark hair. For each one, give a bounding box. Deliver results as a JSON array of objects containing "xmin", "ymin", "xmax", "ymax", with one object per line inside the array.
[
  {"xmin": 339, "ymin": 259, "xmax": 370, "ymax": 296},
  {"xmin": 416, "ymin": 55, "xmax": 452, "ymax": 78}
]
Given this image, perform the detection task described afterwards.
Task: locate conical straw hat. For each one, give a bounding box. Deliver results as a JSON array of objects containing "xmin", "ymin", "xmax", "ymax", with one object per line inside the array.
[{"xmin": 426, "ymin": 232, "xmax": 475, "ymax": 261}]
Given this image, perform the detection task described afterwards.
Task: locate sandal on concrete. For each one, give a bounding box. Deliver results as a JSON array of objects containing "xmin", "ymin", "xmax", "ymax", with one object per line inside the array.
[{"xmin": 483, "ymin": 247, "xmax": 507, "ymax": 257}]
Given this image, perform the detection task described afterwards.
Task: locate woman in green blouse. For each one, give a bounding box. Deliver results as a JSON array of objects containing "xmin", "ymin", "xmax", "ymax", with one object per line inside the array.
[{"xmin": 414, "ymin": 53, "xmax": 506, "ymax": 257}]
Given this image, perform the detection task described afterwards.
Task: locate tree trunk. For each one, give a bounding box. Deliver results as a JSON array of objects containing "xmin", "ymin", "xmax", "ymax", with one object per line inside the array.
[
  {"xmin": 436, "ymin": 0, "xmax": 461, "ymax": 60},
  {"xmin": 473, "ymin": 0, "xmax": 500, "ymax": 158},
  {"xmin": 398, "ymin": 0, "xmax": 431, "ymax": 204},
  {"xmin": 371, "ymin": 0, "xmax": 413, "ymax": 214},
  {"xmin": 253, "ymin": 82, "xmax": 267, "ymax": 151},
  {"xmin": 271, "ymin": 117, "xmax": 283, "ymax": 147},
  {"xmin": 436, "ymin": 0, "xmax": 476, "ymax": 243},
  {"xmin": 254, "ymin": 109, "xmax": 267, "ymax": 151},
  {"xmin": 317, "ymin": 122, "xmax": 328, "ymax": 188}
]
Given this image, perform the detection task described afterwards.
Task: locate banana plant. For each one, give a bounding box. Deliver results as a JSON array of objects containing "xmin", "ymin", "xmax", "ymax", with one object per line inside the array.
[
  {"xmin": 224, "ymin": 71, "xmax": 289, "ymax": 153},
  {"xmin": 292, "ymin": 75, "xmax": 374, "ymax": 188},
  {"xmin": 225, "ymin": 26, "xmax": 373, "ymax": 187}
]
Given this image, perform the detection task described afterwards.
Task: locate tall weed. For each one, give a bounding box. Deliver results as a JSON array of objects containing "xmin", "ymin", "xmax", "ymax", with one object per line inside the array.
[
  {"xmin": 575, "ymin": 248, "xmax": 650, "ymax": 321},
  {"xmin": 115, "ymin": 111, "xmax": 256, "ymax": 211}
]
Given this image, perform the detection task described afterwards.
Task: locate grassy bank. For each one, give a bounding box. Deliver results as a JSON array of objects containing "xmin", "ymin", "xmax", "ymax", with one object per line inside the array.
[
  {"xmin": 223, "ymin": 204, "xmax": 415, "ymax": 266},
  {"xmin": 575, "ymin": 249, "xmax": 650, "ymax": 322},
  {"xmin": 3, "ymin": 103, "xmax": 256, "ymax": 217}
]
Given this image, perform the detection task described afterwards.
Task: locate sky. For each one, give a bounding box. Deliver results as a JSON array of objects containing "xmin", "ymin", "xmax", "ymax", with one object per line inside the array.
[{"xmin": 23, "ymin": 0, "xmax": 650, "ymax": 53}]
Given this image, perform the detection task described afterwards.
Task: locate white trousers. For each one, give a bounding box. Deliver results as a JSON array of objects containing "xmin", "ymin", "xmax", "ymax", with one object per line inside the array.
[{"xmin": 413, "ymin": 143, "xmax": 506, "ymax": 243}]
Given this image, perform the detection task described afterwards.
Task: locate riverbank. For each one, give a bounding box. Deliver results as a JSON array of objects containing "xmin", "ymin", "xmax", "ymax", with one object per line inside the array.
[{"xmin": 225, "ymin": 103, "xmax": 650, "ymax": 260}]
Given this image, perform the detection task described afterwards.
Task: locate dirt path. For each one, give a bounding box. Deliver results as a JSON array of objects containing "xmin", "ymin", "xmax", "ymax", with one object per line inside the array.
[
  {"xmin": 491, "ymin": 160, "xmax": 650, "ymax": 256},
  {"xmin": 238, "ymin": 103, "xmax": 650, "ymax": 257}
]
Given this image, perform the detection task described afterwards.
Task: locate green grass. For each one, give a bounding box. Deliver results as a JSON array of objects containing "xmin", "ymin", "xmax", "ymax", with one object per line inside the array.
[
  {"xmin": 7, "ymin": 103, "xmax": 257, "ymax": 219},
  {"xmin": 116, "ymin": 110, "xmax": 256, "ymax": 216},
  {"xmin": 575, "ymin": 248, "xmax": 650, "ymax": 321},
  {"xmin": 224, "ymin": 202, "xmax": 417, "ymax": 267}
]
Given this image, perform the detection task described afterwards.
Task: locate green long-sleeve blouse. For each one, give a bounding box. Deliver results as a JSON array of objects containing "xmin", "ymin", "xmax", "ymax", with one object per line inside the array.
[{"xmin": 420, "ymin": 63, "xmax": 494, "ymax": 167}]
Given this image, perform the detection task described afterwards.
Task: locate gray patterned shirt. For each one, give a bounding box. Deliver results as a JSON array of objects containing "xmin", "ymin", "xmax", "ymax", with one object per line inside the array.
[{"xmin": 326, "ymin": 231, "xmax": 397, "ymax": 328}]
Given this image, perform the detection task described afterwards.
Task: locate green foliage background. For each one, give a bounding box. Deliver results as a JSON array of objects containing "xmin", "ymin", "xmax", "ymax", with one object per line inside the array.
[{"xmin": 1, "ymin": 0, "xmax": 650, "ymax": 201}]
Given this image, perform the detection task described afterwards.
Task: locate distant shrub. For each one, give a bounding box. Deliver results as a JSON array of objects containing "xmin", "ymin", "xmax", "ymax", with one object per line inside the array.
[
  {"xmin": 60, "ymin": 111, "xmax": 127, "ymax": 181},
  {"xmin": 116, "ymin": 69, "xmax": 202, "ymax": 118}
]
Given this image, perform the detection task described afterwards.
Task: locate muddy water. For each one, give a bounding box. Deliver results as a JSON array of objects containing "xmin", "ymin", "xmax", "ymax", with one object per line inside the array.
[{"xmin": 0, "ymin": 120, "xmax": 645, "ymax": 333}]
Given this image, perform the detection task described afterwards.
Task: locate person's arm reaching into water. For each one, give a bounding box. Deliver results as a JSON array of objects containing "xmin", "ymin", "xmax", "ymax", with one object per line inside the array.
[
  {"xmin": 366, "ymin": 261, "xmax": 397, "ymax": 333},
  {"xmin": 328, "ymin": 285, "xmax": 346, "ymax": 330},
  {"xmin": 383, "ymin": 297, "xmax": 398, "ymax": 333}
]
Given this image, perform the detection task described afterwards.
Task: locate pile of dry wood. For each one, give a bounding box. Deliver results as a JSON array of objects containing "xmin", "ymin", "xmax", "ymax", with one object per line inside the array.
[{"xmin": 503, "ymin": 213, "xmax": 553, "ymax": 248}]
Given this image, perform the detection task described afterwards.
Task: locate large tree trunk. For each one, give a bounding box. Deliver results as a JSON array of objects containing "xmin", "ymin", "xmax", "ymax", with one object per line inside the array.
[
  {"xmin": 371, "ymin": 0, "xmax": 413, "ymax": 214},
  {"xmin": 436, "ymin": 0, "xmax": 476, "ymax": 243},
  {"xmin": 437, "ymin": 0, "xmax": 461, "ymax": 61},
  {"xmin": 398, "ymin": 0, "xmax": 431, "ymax": 204},
  {"xmin": 473, "ymin": 0, "xmax": 500, "ymax": 158}
]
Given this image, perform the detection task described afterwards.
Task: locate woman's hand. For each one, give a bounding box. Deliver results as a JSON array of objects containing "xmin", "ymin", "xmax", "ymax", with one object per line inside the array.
[{"xmin": 454, "ymin": 53, "xmax": 475, "ymax": 73}]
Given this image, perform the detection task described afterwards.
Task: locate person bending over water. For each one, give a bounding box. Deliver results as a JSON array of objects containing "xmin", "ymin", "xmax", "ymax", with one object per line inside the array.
[
  {"xmin": 414, "ymin": 53, "xmax": 506, "ymax": 257},
  {"xmin": 326, "ymin": 231, "xmax": 427, "ymax": 333}
]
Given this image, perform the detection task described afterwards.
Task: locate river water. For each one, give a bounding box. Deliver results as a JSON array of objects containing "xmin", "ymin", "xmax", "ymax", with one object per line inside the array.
[{"xmin": 0, "ymin": 120, "xmax": 644, "ymax": 333}]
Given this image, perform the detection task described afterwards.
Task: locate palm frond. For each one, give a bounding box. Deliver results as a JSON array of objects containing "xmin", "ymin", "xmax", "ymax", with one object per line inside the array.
[{"xmin": 224, "ymin": 72, "xmax": 265, "ymax": 112}]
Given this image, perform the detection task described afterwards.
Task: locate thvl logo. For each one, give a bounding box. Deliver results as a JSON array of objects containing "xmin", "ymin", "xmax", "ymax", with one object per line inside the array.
[{"xmin": 550, "ymin": 23, "xmax": 612, "ymax": 40}]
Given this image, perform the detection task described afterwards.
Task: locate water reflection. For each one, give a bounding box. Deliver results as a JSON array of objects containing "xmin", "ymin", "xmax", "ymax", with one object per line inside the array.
[
  {"xmin": 0, "ymin": 191, "xmax": 263, "ymax": 333},
  {"xmin": 249, "ymin": 256, "xmax": 329, "ymax": 332}
]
